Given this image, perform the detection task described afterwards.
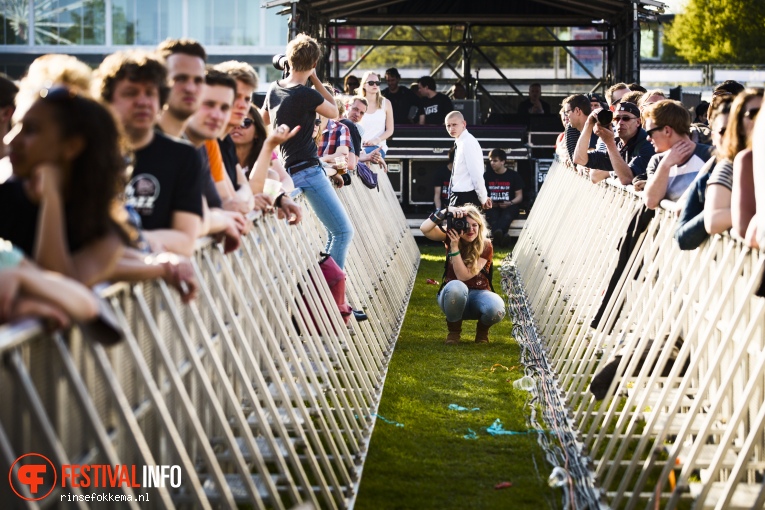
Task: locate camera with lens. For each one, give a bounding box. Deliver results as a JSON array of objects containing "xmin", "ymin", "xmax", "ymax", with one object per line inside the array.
[
  {"xmin": 446, "ymin": 212, "xmax": 469, "ymax": 233},
  {"xmin": 272, "ymin": 54, "xmax": 290, "ymax": 78},
  {"xmin": 596, "ymin": 109, "xmax": 613, "ymax": 126}
]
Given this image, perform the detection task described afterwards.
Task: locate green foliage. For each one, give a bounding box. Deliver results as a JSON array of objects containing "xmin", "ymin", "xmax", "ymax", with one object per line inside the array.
[
  {"xmin": 663, "ymin": 0, "xmax": 765, "ymax": 64},
  {"xmin": 354, "ymin": 243, "xmax": 556, "ymax": 509},
  {"xmin": 353, "ymin": 25, "xmax": 554, "ymax": 73}
]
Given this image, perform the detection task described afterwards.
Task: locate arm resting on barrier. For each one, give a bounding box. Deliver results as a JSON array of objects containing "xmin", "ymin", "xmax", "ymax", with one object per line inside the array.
[
  {"xmin": 144, "ymin": 211, "xmax": 201, "ymax": 258},
  {"xmin": 1, "ymin": 261, "xmax": 99, "ymax": 324},
  {"xmin": 109, "ymin": 249, "xmax": 198, "ymax": 303},
  {"xmin": 704, "ymin": 183, "xmax": 732, "ymax": 235}
]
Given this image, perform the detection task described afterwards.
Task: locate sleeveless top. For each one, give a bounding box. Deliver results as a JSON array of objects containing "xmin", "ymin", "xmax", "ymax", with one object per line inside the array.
[{"xmin": 359, "ymin": 96, "xmax": 389, "ymax": 152}]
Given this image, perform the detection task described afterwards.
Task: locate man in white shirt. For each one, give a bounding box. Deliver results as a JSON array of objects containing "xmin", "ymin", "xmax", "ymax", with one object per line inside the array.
[{"xmin": 444, "ymin": 111, "xmax": 491, "ymax": 209}]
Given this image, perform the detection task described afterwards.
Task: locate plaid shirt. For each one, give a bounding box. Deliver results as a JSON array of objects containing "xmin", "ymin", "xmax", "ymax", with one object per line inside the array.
[{"xmin": 319, "ymin": 119, "xmax": 352, "ymax": 157}]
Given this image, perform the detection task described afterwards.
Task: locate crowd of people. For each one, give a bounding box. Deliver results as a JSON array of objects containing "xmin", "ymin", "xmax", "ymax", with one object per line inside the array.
[
  {"xmin": 2, "ymin": 31, "xmax": 762, "ymax": 342},
  {"xmin": 0, "ymin": 33, "xmax": 384, "ymax": 332},
  {"xmin": 554, "ymin": 80, "xmax": 763, "ymax": 253}
]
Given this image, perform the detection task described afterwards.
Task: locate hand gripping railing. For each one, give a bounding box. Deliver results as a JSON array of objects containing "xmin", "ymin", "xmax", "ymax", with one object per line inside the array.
[
  {"xmin": 0, "ymin": 170, "xmax": 419, "ymax": 509},
  {"xmin": 506, "ymin": 158, "xmax": 765, "ymax": 509}
]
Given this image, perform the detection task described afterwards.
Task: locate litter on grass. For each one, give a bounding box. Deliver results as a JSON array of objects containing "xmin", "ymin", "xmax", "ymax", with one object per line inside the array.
[
  {"xmin": 512, "ymin": 376, "xmax": 535, "ymax": 391},
  {"xmin": 494, "ymin": 481, "xmax": 513, "ymax": 490},
  {"xmin": 485, "ymin": 363, "xmax": 515, "ymax": 372},
  {"xmin": 448, "ymin": 404, "xmax": 480, "ymax": 412},
  {"xmin": 486, "ymin": 419, "xmax": 553, "ymax": 436},
  {"xmin": 426, "ymin": 278, "xmax": 439, "ymax": 285},
  {"xmin": 548, "ymin": 466, "xmax": 569, "ymax": 488},
  {"xmin": 372, "ymin": 413, "xmax": 404, "ymax": 427},
  {"xmin": 463, "ymin": 428, "xmax": 478, "ymax": 440}
]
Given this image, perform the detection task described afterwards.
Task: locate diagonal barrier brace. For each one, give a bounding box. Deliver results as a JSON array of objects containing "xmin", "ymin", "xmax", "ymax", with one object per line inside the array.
[
  {"xmin": 0, "ymin": 170, "xmax": 418, "ymax": 509},
  {"xmin": 506, "ymin": 157, "xmax": 765, "ymax": 509}
]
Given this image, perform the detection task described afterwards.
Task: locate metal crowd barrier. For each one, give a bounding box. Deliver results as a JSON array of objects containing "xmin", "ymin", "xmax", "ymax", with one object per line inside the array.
[
  {"xmin": 0, "ymin": 170, "xmax": 419, "ymax": 509},
  {"xmin": 506, "ymin": 158, "xmax": 765, "ymax": 509}
]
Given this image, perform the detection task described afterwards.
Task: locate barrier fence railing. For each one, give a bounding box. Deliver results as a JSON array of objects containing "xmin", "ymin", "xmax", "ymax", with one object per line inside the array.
[
  {"xmin": 0, "ymin": 170, "xmax": 419, "ymax": 509},
  {"xmin": 506, "ymin": 157, "xmax": 765, "ymax": 509}
]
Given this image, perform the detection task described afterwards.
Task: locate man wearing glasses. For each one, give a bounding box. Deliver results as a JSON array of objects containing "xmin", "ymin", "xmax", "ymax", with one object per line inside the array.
[{"xmin": 573, "ymin": 101, "xmax": 656, "ymax": 186}]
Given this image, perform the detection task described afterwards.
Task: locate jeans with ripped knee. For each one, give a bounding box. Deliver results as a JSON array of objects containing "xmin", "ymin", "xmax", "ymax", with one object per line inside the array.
[{"xmin": 437, "ymin": 280, "xmax": 505, "ymax": 325}]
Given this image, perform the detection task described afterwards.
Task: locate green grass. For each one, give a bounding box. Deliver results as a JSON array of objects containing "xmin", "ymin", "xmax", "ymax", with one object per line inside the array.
[{"xmin": 354, "ymin": 243, "xmax": 557, "ymax": 510}]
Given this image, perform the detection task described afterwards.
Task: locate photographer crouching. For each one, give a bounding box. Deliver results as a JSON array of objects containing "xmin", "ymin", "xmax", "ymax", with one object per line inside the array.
[{"xmin": 420, "ymin": 205, "xmax": 505, "ymax": 345}]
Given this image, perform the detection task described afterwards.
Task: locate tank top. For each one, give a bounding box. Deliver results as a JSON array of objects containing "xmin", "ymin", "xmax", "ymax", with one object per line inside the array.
[{"xmin": 359, "ymin": 96, "xmax": 389, "ymax": 153}]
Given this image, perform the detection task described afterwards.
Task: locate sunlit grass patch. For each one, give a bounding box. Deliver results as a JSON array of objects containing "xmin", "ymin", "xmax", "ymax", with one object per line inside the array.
[{"xmin": 355, "ymin": 243, "xmax": 557, "ymax": 509}]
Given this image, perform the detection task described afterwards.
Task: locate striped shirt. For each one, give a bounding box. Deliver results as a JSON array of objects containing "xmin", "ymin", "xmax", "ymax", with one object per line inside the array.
[{"xmin": 707, "ymin": 158, "xmax": 734, "ymax": 191}]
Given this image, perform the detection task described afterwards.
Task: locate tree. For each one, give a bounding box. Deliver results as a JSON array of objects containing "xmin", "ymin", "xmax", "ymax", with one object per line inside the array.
[
  {"xmin": 347, "ymin": 25, "xmax": 553, "ymax": 72},
  {"xmin": 664, "ymin": 0, "xmax": 765, "ymax": 64}
]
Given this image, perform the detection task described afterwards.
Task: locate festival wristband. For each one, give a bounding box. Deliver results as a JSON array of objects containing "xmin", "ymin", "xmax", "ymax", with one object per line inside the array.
[
  {"xmin": 274, "ymin": 192, "xmax": 286, "ymax": 208},
  {"xmin": 447, "ymin": 251, "xmax": 461, "ymax": 257}
]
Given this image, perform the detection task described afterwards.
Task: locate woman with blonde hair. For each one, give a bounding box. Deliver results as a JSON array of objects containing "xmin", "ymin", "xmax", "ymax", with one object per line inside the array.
[
  {"xmin": 357, "ymin": 70, "xmax": 394, "ymax": 158},
  {"xmin": 420, "ymin": 204, "xmax": 505, "ymax": 344}
]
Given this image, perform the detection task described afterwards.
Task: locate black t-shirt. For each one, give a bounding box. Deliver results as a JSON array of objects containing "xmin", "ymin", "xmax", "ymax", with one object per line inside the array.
[
  {"xmin": 218, "ymin": 135, "xmax": 240, "ymax": 190},
  {"xmin": 0, "ymin": 179, "xmax": 41, "ymax": 257},
  {"xmin": 263, "ymin": 81, "xmax": 323, "ymax": 168},
  {"xmin": 126, "ymin": 132, "xmax": 204, "ymax": 231},
  {"xmin": 339, "ymin": 119, "xmax": 362, "ymax": 157},
  {"xmin": 432, "ymin": 166, "xmax": 452, "ymax": 205},
  {"xmin": 197, "ymin": 146, "xmax": 223, "ymax": 209},
  {"xmin": 419, "ymin": 93, "xmax": 454, "ymax": 125},
  {"xmin": 484, "ymin": 168, "xmax": 524, "ymax": 203},
  {"xmin": 382, "ymin": 86, "xmax": 420, "ymax": 124},
  {"xmin": 0, "ymin": 179, "xmax": 92, "ymax": 257}
]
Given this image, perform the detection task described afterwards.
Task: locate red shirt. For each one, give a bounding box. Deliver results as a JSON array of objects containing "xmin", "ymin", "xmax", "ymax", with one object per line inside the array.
[{"xmin": 444, "ymin": 242, "xmax": 493, "ymax": 290}]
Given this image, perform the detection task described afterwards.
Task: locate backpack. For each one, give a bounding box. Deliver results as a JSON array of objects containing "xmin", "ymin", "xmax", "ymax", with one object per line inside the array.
[{"xmin": 356, "ymin": 162, "xmax": 379, "ymax": 191}]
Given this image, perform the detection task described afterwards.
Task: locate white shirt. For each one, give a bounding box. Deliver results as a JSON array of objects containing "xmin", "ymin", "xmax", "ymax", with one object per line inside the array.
[{"xmin": 451, "ymin": 129, "xmax": 488, "ymax": 204}]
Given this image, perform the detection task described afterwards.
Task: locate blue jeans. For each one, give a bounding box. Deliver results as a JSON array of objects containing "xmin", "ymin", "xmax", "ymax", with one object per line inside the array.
[
  {"xmin": 291, "ymin": 165, "xmax": 354, "ymax": 269},
  {"xmin": 363, "ymin": 145, "xmax": 387, "ymax": 158},
  {"xmin": 437, "ymin": 280, "xmax": 505, "ymax": 325}
]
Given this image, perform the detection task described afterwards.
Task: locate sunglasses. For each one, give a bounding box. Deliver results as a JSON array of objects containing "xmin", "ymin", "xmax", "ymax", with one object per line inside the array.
[
  {"xmin": 745, "ymin": 107, "xmax": 760, "ymax": 120},
  {"xmin": 646, "ymin": 125, "xmax": 665, "ymax": 137},
  {"xmin": 614, "ymin": 116, "xmax": 637, "ymax": 122},
  {"xmin": 314, "ymin": 118, "xmax": 322, "ymax": 126},
  {"xmin": 366, "ymin": 81, "xmax": 381, "ymax": 86},
  {"xmin": 240, "ymin": 118, "xmax": 254, "ymax": 128}
]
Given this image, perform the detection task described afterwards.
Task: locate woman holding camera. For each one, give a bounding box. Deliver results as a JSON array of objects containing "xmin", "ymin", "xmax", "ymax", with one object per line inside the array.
[{"xmin": 420, "ymin": 204, "xmax": 505, "ymax": 344}]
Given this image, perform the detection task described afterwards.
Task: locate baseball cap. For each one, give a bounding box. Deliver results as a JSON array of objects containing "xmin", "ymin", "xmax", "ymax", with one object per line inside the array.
[{"xmin": 615, "ymin": 101, "xmax": 640, "ymax": 118}]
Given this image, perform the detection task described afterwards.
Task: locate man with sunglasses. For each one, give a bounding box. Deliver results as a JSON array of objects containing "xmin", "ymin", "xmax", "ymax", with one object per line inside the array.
[
  {"xmin": 573, "ymin": 101, "xmax": 656, "ymax": 186},
  {"xmin": 643, "ymin": 100, "xmax": 713, "ymax": 209}
]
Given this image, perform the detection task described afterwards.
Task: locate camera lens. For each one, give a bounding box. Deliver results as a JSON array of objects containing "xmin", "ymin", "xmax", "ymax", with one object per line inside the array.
[
  {"xmin": 272, "ymin": 54, "xmax": 289, "ymax": 71},
  {"xmin": 597, "ymin": 109, "xmax": 613, "ymax": 126}
]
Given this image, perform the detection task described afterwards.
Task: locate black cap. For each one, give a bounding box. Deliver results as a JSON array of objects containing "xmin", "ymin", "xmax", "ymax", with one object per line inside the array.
[{"xmin": 615, "ymin": 101, "xmax": 641, "ymax": 118}]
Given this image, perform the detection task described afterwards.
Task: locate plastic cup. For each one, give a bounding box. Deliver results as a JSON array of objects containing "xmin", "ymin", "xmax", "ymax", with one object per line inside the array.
[
  {"xmin": 334, "ymin": 156, "xmax": 347, "ymax": 174},
  {"xmin": 263, "ymin": 178, "xmax": 282, "ymax": 198},
  {"xmin": 548, "ymin": 466, "xmax": 569, "ymax": 488},
  {"xmin": 512, "ymin": 376, "xmax": 535, "ymax": 391}
]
